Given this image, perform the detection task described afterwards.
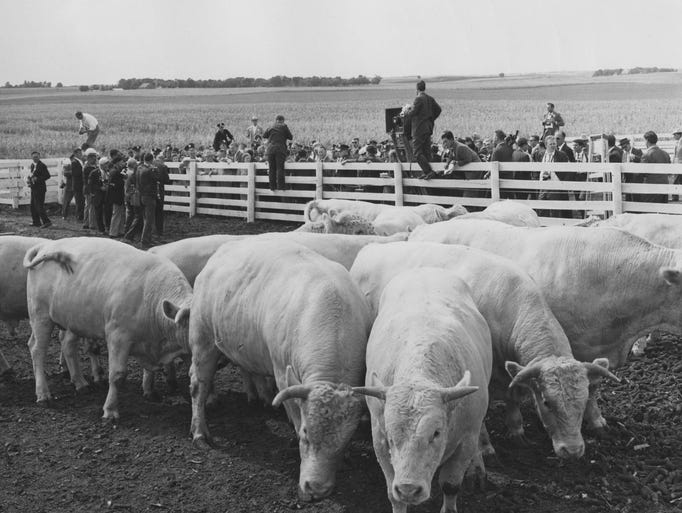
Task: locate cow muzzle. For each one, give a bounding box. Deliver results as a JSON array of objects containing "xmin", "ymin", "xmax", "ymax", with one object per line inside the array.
[
  {"xmin": 298, "ymin": 478, "xmax": 334, "ymax": 502},
  {"xmin": 553, "ymin": 440, "xmax": 585, "ymax": 459},
  {"xmin": 392, "ymin": 480, "xmax": 429, "ymax": 504}
]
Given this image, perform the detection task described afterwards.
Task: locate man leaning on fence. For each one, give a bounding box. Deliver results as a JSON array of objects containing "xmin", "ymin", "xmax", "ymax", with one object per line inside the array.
[{"xmin": 76, "ymin": 111, "xmax": 99, "ymax": 149}]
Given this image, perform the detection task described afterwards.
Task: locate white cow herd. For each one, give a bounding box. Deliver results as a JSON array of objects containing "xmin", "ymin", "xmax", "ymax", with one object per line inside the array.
[{"xmin": 1, "ymin": 199, "xmax": 680, "ymax": 513}]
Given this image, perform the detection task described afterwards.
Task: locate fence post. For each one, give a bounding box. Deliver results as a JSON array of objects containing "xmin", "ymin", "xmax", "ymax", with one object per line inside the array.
[
  {"xmin": 315, "ymin": 162, "xmax": 324, "ymax": 200},
  {"xmin": 247, "ymin": 163, "xmax": 256, "ymax": 222},
  {"xmin": 611, "ymin": 163, "xmax": 623, "ymax": 215},
  {"xmin": 188, "ymin": 160, "xmax": 197, "ymax": 218},
  {"xmin": 393, "ymin": 162, "xmax": 404, "ymax": 206},
  {"xmin": 490, "ymin": 161, "xmax": 500, "ymax": 202}
]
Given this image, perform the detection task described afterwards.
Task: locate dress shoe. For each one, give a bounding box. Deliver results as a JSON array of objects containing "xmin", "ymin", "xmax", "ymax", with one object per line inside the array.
[
  {"xmin": 40, "ymin": 222, "xmax": 52, "ymax": 229},
  {"xmin": 423, "ymin": 171, "xmax": 437, "ymax": 181}
]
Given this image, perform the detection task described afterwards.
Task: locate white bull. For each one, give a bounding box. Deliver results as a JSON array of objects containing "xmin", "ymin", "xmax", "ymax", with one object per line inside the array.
[
  {"xmin": 188, "ymin": 239, "xmax": 372, "ymax": 501},
  {"xmin": 150, "ymin": 231, "xmax": 407, "ymax": 285},
  {"xmin": 409, "ymin": 218, "xmax": 682, "ymax": 429},
  {"xmin": 304, "ymin": 198, "xmax": 467, "ymax": 224},
  {"xmin": 354, "ymin": 268, "xmax": 488, "ymax": 513},
  {"xmin": 0, "ymin": 236, "xmax": 47, "ymax": 378},
  {"xmin": 23, "ymin": 237, "xmax": 193, "ymax": 420},
  {"xmin": 351, "ymin": 242, "xmax": 617, "ymax": 457},
  {"xmin": 454, "ymin": 200, "xmax": 541, "ymax": 227}
]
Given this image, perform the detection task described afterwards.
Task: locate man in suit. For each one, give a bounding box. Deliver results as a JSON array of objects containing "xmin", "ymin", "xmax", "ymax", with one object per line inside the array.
[
  {"xmin": 405, "ymin": 80, "xmax": 441, "ymax": 180},
  {"xmin": 491, "ymin": 130, "xmax": 514, "ymax": 198},
  {"xmin": 70, "ymin": 148, "xmax": 85, "ymax": 221},
  {"xmin": 641, "ymin": 130, "xmax": 670, "ymax": 205},
  {"xmin": 605, "ymin": 134, "xmax": 624, "ymax": 163},
  {"xmin": 28, "ymin": 151, "xmax": 52, "ymax": 228},
  {"xmin": 512, "ymin": 137, "xmax": 532, "ymax": 200},
  {"xmin": 538, "ymin": 135, "xmax": 570, "ymax": 218},
  {"xmin": 541, "ymin": 102, "xmax": 564, "ymax": 140}
]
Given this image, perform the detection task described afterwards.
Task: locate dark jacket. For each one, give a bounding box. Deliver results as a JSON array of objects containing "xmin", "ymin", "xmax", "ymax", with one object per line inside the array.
[
  {"xmin": 491, "ymin": 142, "xmax": 513, "ymax": 162},
  {"xmin": 153, "ymin": 159, "xmax": 170, "ymax": 200},
  {"xmin": 407, "ymin": 92, "xmax": 441, "ymax": 138},
  {"xmin": 82, "ymin": 163, "xmax": 96, "ymax": 196},
  {"xmin": 213, "ymin": 128, "xmax": 234, "ymax": 151},
  {"xmin": 107, "ymin": 160, "xmax": 126, "ymax": 205},
  {"xmin": 138, "ymin": 163, "xmax": 159, "ymax": 198},
  {"xmin": 87, "ymin": 167, "xmax": 105, "ymax": 205},
  {"xmin": 558, "ymin": 142, "xmax": 576, "ymax": 163},
  {"xmin": 71, "ymin": 157, "xmax": 84, "ymax": 192},
  {"xmin": 608, "ymin": 146, "xmax": 624, "ymax": 164},
  {"xmin": 263, "ymin": 122, "xmax": 293, "ymax": 154},
  {"xmin": 642, "ymin": 146, "xmax": 671, "ymax": 184},
  {"xmin": 29, "ymin": 160, "xmax": 51, "ymax": 191}
]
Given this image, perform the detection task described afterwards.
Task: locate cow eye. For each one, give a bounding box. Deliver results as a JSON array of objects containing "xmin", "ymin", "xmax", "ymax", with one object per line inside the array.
[
  {"xmin": 430, "ymin": 430, "xmax": 441, "ymax": 443},
  {"xmin": 543, "ymin": 399, "xmax": 552, "ymax": 409}
]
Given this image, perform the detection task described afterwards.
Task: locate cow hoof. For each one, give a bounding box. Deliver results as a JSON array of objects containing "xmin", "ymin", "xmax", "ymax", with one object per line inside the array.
[
  {"xmin": 192, "ymin": 436, "xmax": 213, "ymax": 451},
  {"xmin": 143, "ymin": 390, "xmax": 162, "ymax": 403},
  {"xmin": 36, "ymin": 398, "xmax": 53, "ymax": 408},
  {"xmin": 101, "ymin": 414, "xmax": 119, "ymax": 426}
]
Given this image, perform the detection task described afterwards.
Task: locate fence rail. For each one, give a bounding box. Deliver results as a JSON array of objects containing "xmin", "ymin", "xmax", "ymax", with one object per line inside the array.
[{"xmin": 3, "ymin": 158, "xmax": 682, "ymax": 226}]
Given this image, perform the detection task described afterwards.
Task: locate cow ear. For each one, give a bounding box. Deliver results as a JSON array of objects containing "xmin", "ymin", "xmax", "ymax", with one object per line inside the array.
[
  {"xmin": 505, "ymin": 361, "xmax": 524, "ymax": 379},
  {"xmin": 162, "ymin": 300, "xmax": 180, "ymax": 321},
  {"xmin": 285, "ymin": 365, "xmax": 302, "ymax": 388},
  {"xmin": 660, "ymin": 267, "xmax": 682, "ymax": 286}
]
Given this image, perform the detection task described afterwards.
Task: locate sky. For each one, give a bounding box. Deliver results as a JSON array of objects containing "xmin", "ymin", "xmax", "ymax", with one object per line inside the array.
[{"xmin": 1, "ymin": 0, "xmax": 680, "ymax": 85}]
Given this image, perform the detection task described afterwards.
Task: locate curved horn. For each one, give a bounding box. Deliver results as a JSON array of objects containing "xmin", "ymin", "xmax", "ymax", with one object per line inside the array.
[
  {"xmin": 506, "ymin": 362, "xmax": 542, "ymax": 390},
  {"xmin": 272, "ymin": 384, "xmax": 312, "ymax": 407},
  {"xmin": 584, "ymin": 358, "xmax": 620, "ymax": 384},
  {"xmin": 352, "ymin": 386, "xmax": 387, "ymax": 401},
  {"xmin": 441, "ymin": 370, "xmax": 478, "ymax": 403}
]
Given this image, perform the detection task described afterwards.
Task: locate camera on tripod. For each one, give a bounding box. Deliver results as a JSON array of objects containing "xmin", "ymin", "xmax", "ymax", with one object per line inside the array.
[{"xmin": 385, "ymin": 108, "xmax": 404, "ymax": 135}]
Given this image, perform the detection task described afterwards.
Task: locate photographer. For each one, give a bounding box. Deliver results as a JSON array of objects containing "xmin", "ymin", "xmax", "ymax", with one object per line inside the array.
[{"xmin": 541, "ymin": 103, "xmax": 565, "ymax": 140}]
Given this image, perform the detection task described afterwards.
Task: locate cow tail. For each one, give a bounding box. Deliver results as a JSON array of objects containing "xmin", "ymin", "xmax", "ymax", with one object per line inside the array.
[{"xmin": 23, "ymin": 246, "xmax": 75, "ymax": 274}]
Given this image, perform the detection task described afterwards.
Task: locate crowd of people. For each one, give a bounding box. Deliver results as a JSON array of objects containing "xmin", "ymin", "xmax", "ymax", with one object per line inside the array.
[{"xmin": 26, "ymin": 91, "xmax": 682, "ymax": 236}]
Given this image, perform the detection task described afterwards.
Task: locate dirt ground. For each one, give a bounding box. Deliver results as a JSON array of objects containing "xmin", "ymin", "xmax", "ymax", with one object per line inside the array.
[{"xmin": 1, "ymin": 204, "xmax": 681, "ymax": 513}]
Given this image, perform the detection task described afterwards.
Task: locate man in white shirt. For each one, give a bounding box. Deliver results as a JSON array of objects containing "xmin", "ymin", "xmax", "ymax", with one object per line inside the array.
[
  {"xmin": 75, "ymin": 111, "xmax": 100, "ymax": 148},
  {"xmin": 246, "ymin": 116, "xmax": 263, "ymax": 148}
]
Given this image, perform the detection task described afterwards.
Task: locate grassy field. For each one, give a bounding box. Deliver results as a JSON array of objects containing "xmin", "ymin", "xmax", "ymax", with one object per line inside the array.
[{"xmin": 2, "ymin": 71, "xmax": 682, "ymax": 158}]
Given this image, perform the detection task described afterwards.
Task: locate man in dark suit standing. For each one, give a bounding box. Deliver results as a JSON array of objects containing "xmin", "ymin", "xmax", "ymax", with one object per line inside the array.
[
  {"xmin": 28, "ymin": 151, "xmax": 52, "ymax": 228},
  {"xmin": 71, "ymin": 148, "xmax": 85, "ymax": 221},
  {"xmin": 641, "ymin": 130, "xmax": 670, "ymax": 205},
  {"xmin": 405, "ymin": 80, "xmax": 441, "ymax": 180},
  {"xmin": 491, "ymin": 130, "xmax": 514, "ymax": 198}
]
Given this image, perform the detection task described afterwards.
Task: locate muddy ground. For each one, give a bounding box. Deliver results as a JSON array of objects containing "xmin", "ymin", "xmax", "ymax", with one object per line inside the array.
[{"xmin": 0, "ymin": 204, "xmax": 681, "ymax": 513}]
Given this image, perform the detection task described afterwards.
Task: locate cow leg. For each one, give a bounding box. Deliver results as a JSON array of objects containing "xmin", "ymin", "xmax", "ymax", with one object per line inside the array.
[
  {"xmin": 28, "ymin": 319, "xmax": 55, "ymax": 403},
  {"xmin": 478, "ymin": 423, "xmax": 497, "ymax": 461},
  {"xmin": 584, "ymin": 385, "xmax": 607, "ymax": 431},
  {"xmin": 59, "ymin": 330, "xmax": 90, "ymax": 392},
  {"xmin": 142, "ymin": 369, "xmax": 160, "ymax": 401},
  {"xmin": 439, "ymin": 435, "xmax": 481, "ymax": 513},
  {"xmin": 189, "ymin": 344, "xmax": 220, "ymax": 446},
  {"xmin": 164, "ymin": 362, "xmax": 178, "ymax": 394},
  {"xmin": 102, "ymin": 335, "xmax": 131, "ymax": 422},
  {"xmin": 240, "ymin": 368, "xmax": 259, "ymax": 404},
  {"xmin": 84, "ymin": 338, "xmax": 104, "ymax": 384},
  {"xmin": 504, "ymin": 396, "xmax": 530, "ymax": 444}
]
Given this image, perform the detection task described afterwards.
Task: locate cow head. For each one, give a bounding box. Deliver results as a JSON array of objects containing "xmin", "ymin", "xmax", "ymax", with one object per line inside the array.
[
  {"xmin": 506, "ymin": 356, "xmax": 619, "ymax": 459},
  {"xmin": 353, "ymin": 371, "xmax": 478, "ymax": 506},
  {"xmin": 323, "ymin": 211, "xmax": 376, "ymax": 235},
  {"xmin": 272, "ymin": 366, "xmax": 363, "ymax": 502}
]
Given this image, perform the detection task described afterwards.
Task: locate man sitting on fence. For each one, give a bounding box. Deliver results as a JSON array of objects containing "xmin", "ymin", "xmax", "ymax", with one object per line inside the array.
[{"xmin": 76, "ymin": 111, "xmax": 100, "ymax": 149}]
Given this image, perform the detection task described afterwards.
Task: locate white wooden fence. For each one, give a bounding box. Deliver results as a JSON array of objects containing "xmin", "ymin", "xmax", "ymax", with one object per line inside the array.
[
  {"xmin": 3, "ymin": 158, "xmax": 682, "ymax": 226},
  {"xmin": 162, "ymin": 160, "xmax": 682, "ymax": 226}
]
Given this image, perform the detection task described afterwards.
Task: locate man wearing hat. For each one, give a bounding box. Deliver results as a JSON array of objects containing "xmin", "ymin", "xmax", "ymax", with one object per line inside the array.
[
  {"xmin": 246, "ymin": 116, "xmax": 263, "ymax": 148},
  {"xmin": 213, "ymin": 124, "xmax": 234, "ymax": 152},
  {"xmin": 70, "ymin": 147, "xmax": 85, "ymax": 221}
]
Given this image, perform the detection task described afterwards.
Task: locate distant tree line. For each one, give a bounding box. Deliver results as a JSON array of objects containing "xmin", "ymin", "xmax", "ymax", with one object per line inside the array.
[
  {"xmin": 116, "ymin": 75, "xmax": 382, "ymax": 90},
  {"xmin": 593, "ymin": 66, "xmax": 677, "ymax": 77},
  {"xmin": 3, "ymin": 80, "xmax": 55, "ymax": 88}
]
